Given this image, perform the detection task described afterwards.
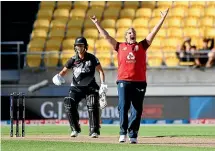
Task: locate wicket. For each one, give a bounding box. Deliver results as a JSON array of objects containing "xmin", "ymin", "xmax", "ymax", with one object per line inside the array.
[{"xmin": 10, "ymin": 92, "xmax": 25, "ymax": 137}]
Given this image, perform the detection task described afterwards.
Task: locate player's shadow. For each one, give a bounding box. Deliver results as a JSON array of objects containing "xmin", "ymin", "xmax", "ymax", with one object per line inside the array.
[
  {"xmin": 139, "ymin": 135, "xmax": 215, "ymax": 139},
  {"xmin": 137, "ymin": 142, "xmax": 215, "ymax": 145},
  {"xmin": 155, "ymin": 135, "xmax": 215, "ymax": 137}
]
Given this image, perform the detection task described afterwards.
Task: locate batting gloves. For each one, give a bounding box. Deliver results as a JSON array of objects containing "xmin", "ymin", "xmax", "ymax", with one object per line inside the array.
[
  {"xmin": 99, "ymin": 83, "xmax": 108, "ymax": 109},
  {"xmin": 52, "ymin": 74, "xmax": 65, "ymax": 86}
]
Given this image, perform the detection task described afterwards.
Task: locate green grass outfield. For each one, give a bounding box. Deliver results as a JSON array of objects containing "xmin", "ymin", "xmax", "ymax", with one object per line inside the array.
[{"xmin": 1, "ymin": 125, "xmax": 215, "ymax": 151}]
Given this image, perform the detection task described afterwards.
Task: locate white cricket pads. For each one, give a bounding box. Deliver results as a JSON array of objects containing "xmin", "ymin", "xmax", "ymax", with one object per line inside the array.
[{"xmin": 52, "ymin": 74, "xmax": 65, "ymax": 86}]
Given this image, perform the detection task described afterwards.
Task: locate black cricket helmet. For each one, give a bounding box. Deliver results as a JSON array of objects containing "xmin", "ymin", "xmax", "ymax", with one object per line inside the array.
[{"xmin": 74, "ymin": 37, "xmax": 88, "ymax": 50}]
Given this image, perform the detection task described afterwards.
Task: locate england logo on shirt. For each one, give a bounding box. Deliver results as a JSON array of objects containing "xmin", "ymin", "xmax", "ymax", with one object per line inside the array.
[
  {"xmin": 126, "ymin": 52, "xmax": 136, "ymax": 63},
  {"xmin": 127, "ymin": 52, "xmax": 135, "ymax": 60}
]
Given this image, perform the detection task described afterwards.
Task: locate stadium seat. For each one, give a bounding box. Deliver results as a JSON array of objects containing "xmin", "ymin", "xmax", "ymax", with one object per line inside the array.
[
  {"xmin": 66, "ymin": 28, "xmax": 82, "ymax": 38},
  {"xmin": 124, "ymin": 1, "xmax": 140, "ymax": 9},
  {"xmin": 191, "ymin": 37, "xmax": 203, "ymax": 49},
  {"xmin": 73, "ymin": 1, "xmax": 89, "ymax": 10},
  {"xmin": 116, "ymin": 28, "xmax": 128, "ymax": 39},
  {"xmin": 183, "ymin": 28, "xmax": 200, "ymax": 37},
  {"xmin": 184, "ymin": 17, "xmax": 199, "ymax": 27},
  {"xmin": 179, "ymin": 59, "xmax": 196, "ymax": 67},
  {"xmin": 34, "ymin": 19, "xmax": 50, "ymax": 30},
  {"xmin": 45, "ymin": 39, "xmax": 62, "ymax": 51},
  {"xmin": 205, "ymin": 28, "xmax": 215, "ymax": 38},
  {"xmin": 48, "ymin": 28, "xmax": 65, "ymax": 40},
  {"xmin": 95, "ymin": 39, "xmax": 113, "ymax": 51},
  {"xmin": 67, "ymin": 18, "xmax": 84, "ymax": 29},
  {"xmin": 84, "ymin": 19, "xmax": 96, "ymax": 28},
  {"xmin": 170, "ymin": 7, "xmax": 188, "ymax": 18},
  {"xmin": 153, "ymin": 28, "xmax": 166, "ymax": 38},
  {"xmin": 157, "ymin": 1, "xmax": 173, "ymax": 8},
  {"xmin": 57, "ymin": 1, "xmax": 72, "ymax": 10},
  {"xmin": 149, "ymin": 17, "xmax": 161, "ymax": 28},
  {"xmin": 27, "ymin": 39, "xmax": 46, "ymax": 51},
  {"xmin": 187, "ymin": 8, "xmax": 204, "ymax": 18},
  {"xmin": 147, "ymin": 55, "xmax": 163, "ymax": 67},
  {"xmin": 103, "ymin": 8, "xmax": 120, "ymax": 20},
  {"xmin": 152, "ymin": 8, "xmax": 164, "ymax": 18},
  {"xmin": 95, "ymin": 50, "xmax": 111, "ymax": 57},
  {"xmin": 147, "ymin": 46, "xmax": 162, "ymax": 52},
  {"xmin": 165, "ymin": 57, "xmax": 179, "ymax": 67},
  {"xmin": 70, "ymin": 9, "xmax": 86, "ymax": 19},
  {"xmin": 179, "ymin": 62, "xmax": 195, "ymax": 66},
  {"xmin": 140, "ymin": 1, "xmax": 155, "ymax": 9},
  {"xmin": 37, "ymin": 9, "xmax": 53, "ymax": 20},
  {"xmin": 150, "ymin": 38, "xmax": 163, "ymax": 49},
  {"xmin": 113, "ymin": 55, "xmax": 118, "ymax": 67},
  {"xmin": 26, "ymin": 52, "xmax": 42, "ymax": 68},
  {"xmin": 136, "ymin": 37, "xmax": 144, "ymax": 42},
  {"xmin": 163, "ymin": 52, "xmax": 177, "ymax": 58},
  {"xmin": 101, "ymin": 19, "xmax": 116, "ymax": 28},
  {"xmin": 204, "ymin": 8, "xmax": 215, "ymax": 18},
  {"xmin": 173, "ymin": 1, "xmax": 189, "ymax": 8},
  {"xmin": 200, "ymin": 17, "xmax": 214, "ymax": 28},
  {"xmin": 40, "ymin": 1, "xmax": 56, "ymax": 10},
  {"xmin": 60, "ymin": 51, "xmax": 76, "ymax": 66},
  {"xmin": 96, "ymin": 50, "xmax": 112, "ymax": 60},
  {"xmin": 83, "ymin": 28, "xmax": 99, "ymax": 39},
  {"xmin": 199, "ymin": 27, "xmax": 206, "ymax": 37},
  {"xmin": 87, "ymin": 49, "xmax": 95, "ymax": 54},
  {"xmin": 62, "ymin": 38, "xmax": 75, "ymax": 50},
  {"xmin": 135, "ymin": 28, "xmax": 149, "ymax": 38},
  {"xmin": 96, "ymin": 56, "xmax": 112, "ymax": 67},
  {"xmin": 206, "ymin": 2, "xmax": 215, "ymax": 7},
  {"xmin": 106, "ymin": 1, "xmax": 122, "ymax": 9},
  {"xmin": 31, "ymin": 29, "xmax": 48, "ymax": 40},
  {"xmin": 132, "ymin": 18, "xmax": 149, "ymax": 28},
  {"xmin": 119, "ymin": 8, "xmax": 136, "ymax": 19},
  {"xmin": 90, "ymin": 1, "xmax": 106, "ymax": 9},
  {"xmin": 53, "ymin": 9, "xmax": 70, "ymax": 19},
  {"xmin": 135, "ymin": 8, "xmax": 152, "ymax": 19},
  {"xmin": 86, "ymin": 38, "xmax": 95, "ymax": 53},
  {"xmin": 167, "ymin": 17, "xmax": 183, "ymax": 28},
  {"xmin": 116, "ymin": 18, "xmax": 132, "ymax": 28},
  {"xmin": 50, "ymin": 19, "xmax": 68, "ymax": 29},
  {"xmin": 147, "ymin": 49, "xmax": 163, "ymax": 56},
  {"xmin": 115, "ymin": 37, "xmax": 125, "ymax": 42},
  {"xmin": 99, "ymin": 57, "xmax": 112, "ymax": 67},
  {"xmin": 105, "ymin": 28, "xmax": 116, "ymax": 38},
  {"xmin": 87, "ymin": 8, "xmax": 104, "ymax": 20},
  {"xmin": 163, "ymin": 38, "xmax": 181, "ymax": 51},
  {"xmin": 190, "ymin": 1, "xmax": 206, "ymax": 8},
  {"xmin": 167, "ymin": 28, "xmax": 183, "ymax": 38},
  {"xmin": 44, "ymin": 51, "xmax": 59, "ymax": 67}
]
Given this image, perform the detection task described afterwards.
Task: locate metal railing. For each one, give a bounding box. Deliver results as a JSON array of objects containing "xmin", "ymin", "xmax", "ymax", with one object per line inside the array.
[{"xmin": 1, "ymin": 41, "xmax": 24, "ymax": 71}]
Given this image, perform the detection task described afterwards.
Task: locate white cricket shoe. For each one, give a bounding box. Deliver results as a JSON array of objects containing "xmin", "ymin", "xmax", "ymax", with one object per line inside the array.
[
  {"xmin": 129, "ymin": 138, "xmax": 137, "ymax": 144},
  {"xmin": 70, "ymin": 131, "xmax": 79, "ymax": 137},
  {"xmin": 91, "ymin": 133, "xmax": 99, "ymax": 138},
  {"xmin": 119, "ymin": 135, "xmax": 126, "ymax": 143}
]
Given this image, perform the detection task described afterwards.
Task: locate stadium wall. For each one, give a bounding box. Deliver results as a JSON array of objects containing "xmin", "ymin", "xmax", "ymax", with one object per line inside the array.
[{"xmin": 1, "ymin": 96, "xmax": 215, "ymax": 125}]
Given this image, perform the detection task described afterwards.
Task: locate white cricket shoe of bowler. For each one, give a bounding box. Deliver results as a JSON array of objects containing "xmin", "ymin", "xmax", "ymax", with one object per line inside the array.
[
  {"xmin": 129, "ymin": 137, "xmax": 138, "ymax": 144},
  {"xmin": 119, "ymin": 135, "xmax": 126, "ymax": 143}
]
